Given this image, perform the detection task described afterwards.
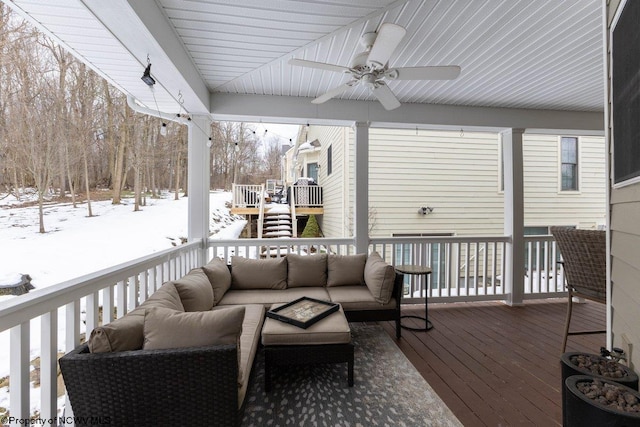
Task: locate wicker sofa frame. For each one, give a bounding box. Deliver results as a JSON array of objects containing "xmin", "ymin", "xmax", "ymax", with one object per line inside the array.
[{"xmin": 59, "ymin": 343, "xmax": 240, "ymax": 426}]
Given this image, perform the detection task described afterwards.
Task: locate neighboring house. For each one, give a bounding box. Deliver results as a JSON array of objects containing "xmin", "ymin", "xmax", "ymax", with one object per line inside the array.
[{"xmin": 296, "ymin": 126, "xmax": 606, "ymax": 239}]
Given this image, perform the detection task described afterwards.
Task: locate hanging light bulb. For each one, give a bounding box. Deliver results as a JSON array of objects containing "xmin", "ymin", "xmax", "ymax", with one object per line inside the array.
[
  {"xmin": 160, "ymin": 122, "xmax": 167, "ymax": 136},
  {"xmin": 234, "ymin": 142, "xmax": 240, "ymax": 153},
  {"xmin": 207, "ymin": 137, "xmax": 212, "ymax": 148}
]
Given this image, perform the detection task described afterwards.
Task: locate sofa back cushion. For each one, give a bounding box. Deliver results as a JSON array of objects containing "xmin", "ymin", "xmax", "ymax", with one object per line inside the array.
[
  {"xmin": 142, "ymin": 306, "xmax": 245, "ymax": 351},
  {"xmin": 88, "ymin": 282, "xmax": 184, "ymax": 353},
  {"xmin": 364, "ymin": 252, "xmax": 396, "ymax": 304},
  {"xmin": 327, "ymin": 254, "xmax": 367, "ymax": 287},
  {"xmin": 287, "ymin": 253, "xmax": 327, "ymax": 287},
  {"xmin": 230, "ymin": 256, "xmax": 287, "ymax": 290},
  {"xmin": 172, "ymin": 268, "xmax": 214, "ymax": 312},
  {"xmin": 202, "ymin": 257, "xmax": 232, "ymax": 305}
]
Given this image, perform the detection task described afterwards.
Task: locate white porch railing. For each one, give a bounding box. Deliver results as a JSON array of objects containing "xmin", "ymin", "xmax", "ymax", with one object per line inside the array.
[
  {"xmin": 231, "ymin": 184, "xmax": 324, "ymax": 209},
  {"xmin": 0, "ymin": 234, "xmax": 565, "ymax": 423},
  {"xmin": 0, "ymin": 240, "xmax": 203, "ymax": 426},
  {"xmin": 370, "ymin": 235, "xmax": 566, "ymax": 304}
]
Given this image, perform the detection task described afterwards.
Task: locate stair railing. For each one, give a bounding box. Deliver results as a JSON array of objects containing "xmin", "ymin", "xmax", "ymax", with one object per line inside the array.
[{"xmin": 257, "ymin": 184, "xmax": 265, "ymax": 238}]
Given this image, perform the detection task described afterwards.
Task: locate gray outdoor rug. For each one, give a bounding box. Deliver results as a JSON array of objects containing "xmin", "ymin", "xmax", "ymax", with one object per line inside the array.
[{"xmin": 241, "ymin": 323, "xmax": 462, "ymax": 427}]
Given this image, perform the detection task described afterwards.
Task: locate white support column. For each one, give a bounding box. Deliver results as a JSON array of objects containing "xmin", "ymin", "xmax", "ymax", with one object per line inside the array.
[
  {"xmin": 40, "ymin": 310, "xmax": 58, "ymax": 420},
  {"xmin": 502, "ymin": 128, "xmax": 525, "ymax": 306},
  {"xmin": 188, "ymin": 115, "xmax": 211, "ymax": 265},
  {"xmin": 353, "ymin": 122, "xmax": 369, "ymax": 254}
]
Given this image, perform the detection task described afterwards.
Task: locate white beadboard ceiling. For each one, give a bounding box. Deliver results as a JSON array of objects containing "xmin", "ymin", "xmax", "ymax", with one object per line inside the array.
[{"xmin": 3, "ymin": 0, "xmax": 604, "ymax": 126}]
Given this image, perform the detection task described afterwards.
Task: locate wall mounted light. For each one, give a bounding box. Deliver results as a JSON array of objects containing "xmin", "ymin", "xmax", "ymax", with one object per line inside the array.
[{"xmin": 418, "ymin": 206, "xmax": 434, "ymax": 215}]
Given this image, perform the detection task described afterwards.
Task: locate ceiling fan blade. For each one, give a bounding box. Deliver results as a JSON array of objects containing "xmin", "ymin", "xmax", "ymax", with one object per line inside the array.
[
  {"xmin": 288, "ymin": 58, "xmax": 350, "ymax": 74},
  {"xmin": 311, "ymin": 83, "xmax": 355, "ymax": 104},
  {"xmin": 391, "ymin": 66, "xmax": 461, "ymax": 80},
  {"xmin": 371, "ymin": 83, "xmax": 401, "ymax": 110},
  {"xmin": 367, "ymin": 23, "xmax": 406, "ymax": 68}
]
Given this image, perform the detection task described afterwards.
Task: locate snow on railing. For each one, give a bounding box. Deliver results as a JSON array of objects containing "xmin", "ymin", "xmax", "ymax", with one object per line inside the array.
[
  {"xmin": 207, "ymin": 237, "xmax": 355, "ymax": 261},
  {"xmin": 0, "ymin": 240, "xmax": 202, "ymax": 425}
]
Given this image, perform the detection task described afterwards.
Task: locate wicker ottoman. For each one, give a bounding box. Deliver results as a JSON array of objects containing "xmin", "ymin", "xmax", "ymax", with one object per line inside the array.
[{"xmin": 261, "ymin": 304, "xmax": 354, "ymax": 391}]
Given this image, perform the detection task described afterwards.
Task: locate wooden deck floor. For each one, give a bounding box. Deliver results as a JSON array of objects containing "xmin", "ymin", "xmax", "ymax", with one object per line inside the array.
[{"xmin": 381, "ymin": 298, "xmax": 606, "ymax": 426}]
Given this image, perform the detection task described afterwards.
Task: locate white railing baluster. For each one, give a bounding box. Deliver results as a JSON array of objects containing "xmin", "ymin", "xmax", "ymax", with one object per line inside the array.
[
  {"xmin": 40, "ymin": 310, "xmax": 58, "ymax": 421},
  {"xmin": 10, "ymin": 322, "xmax": 30, "ymax": 425},
  {"xmin": 86, "ymin": 292, "xmax": 99, "ymax": 334},
  {"xmin": 116, "ymin": 280, "xmax": 126, "ymax": 318},
  {"xmin": 103, "ymin": 285, "xmax": 113, "ymax": 324},
  {"xmin": 127, "ymin": 275, "xmax": 138, "ymax": 312}
]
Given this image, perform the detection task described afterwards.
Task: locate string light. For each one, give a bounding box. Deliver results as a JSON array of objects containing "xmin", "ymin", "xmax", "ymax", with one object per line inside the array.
[
  {"xmin": 160, "ymin": 122, "xmax": 167, "ymax": 136},
  {"xmin": 207, "ymin": 137, "xmax": 212, "ymax": 148}
]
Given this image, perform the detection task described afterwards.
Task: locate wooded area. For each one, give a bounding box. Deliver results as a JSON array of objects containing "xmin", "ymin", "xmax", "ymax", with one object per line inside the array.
[{"xmin": 0, "ymin": 5, "xmax": 286, "ymax": 232}]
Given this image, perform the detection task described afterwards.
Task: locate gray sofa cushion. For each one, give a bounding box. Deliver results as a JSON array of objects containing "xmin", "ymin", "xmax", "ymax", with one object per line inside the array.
[
  {"xmin": 326, "ymin": 286, "xmax": 398, "ymax": 311},
  {"xmin": 218, "ymin": 287, "xmax": 331, "ymax": 308},
  {"xmin": 231, "ymin": 256, "xmax": 287, "ymax": 290},
  {"xmin": 142, "ymin": 306, "xmax": 245, "ymax": 351},
  {"xmin": 287, "ymin": 253, "xmax": 327, "ymax": 287},
  {"xmin": 364, "ymin": 252, "xmax": 396, "ymax": 304},
  {"xmin": 327, "ymin": 253, "xmax": 367, "ymax": 286},
  {"xmin": 88, "ymin": 282, "xmax": 185, "ymax": 353},
  {"xmin": 213, "ymin": 304, "xmax": 265, "ymax": 407},
  {"xmin": 202, "ymin": 257, "xmax": 232, "ymax": 305},
  {"xmin": 172, "ymin": 268, "xmax": 214, "ymax": 311}
]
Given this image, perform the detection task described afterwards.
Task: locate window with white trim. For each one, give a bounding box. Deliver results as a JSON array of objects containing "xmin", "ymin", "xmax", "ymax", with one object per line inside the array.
[{"xmin": 560, "ymin": 137, "xmax": 579, "ymax": 191}]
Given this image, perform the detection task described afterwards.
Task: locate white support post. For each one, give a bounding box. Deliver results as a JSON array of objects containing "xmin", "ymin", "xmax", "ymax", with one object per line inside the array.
[
  {"xmin": 502, "ymin": 128, "xmax": 525, "ymax": 306},
  {"xmin": 10, "ymin": 322, "xmax": 30, "ymax": 425},
  {"xmin": 353, "ymin": 122, "xmax": 369, "ymax": 254},
  {"xmin": 188, "ymin": 115, "xmax": 211, "ymax": 265}
]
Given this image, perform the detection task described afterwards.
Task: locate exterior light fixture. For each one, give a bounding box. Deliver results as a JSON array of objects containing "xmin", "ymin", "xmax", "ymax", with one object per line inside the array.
[
  {"xmin": 141, "ymin": 63, "xmax": 156, "ymax": 86},
  {"xmin": 418, "ymin": 206, "xmax": 434, "ymax": 215}
]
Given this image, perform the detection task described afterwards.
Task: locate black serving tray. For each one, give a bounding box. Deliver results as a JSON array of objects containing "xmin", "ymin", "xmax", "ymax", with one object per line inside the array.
[{"xmin": 266, "ymin": 296, "xmax": 339, "ymax": 329}]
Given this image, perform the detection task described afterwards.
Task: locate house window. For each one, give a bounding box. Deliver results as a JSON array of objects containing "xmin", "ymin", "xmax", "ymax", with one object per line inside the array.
[
  {"xmin": 560, "ymin": 137, "xmax": 578, "ymax": 191},
  {"xmin": 327, "ymin": 145, "xmax": 333, "ymax": 176}
]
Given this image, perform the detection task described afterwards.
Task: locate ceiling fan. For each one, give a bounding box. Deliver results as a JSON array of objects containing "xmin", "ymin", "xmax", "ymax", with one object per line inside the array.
[{"xmin": 289, "ymin": 23, "xmax": 461, "ymax": 111}]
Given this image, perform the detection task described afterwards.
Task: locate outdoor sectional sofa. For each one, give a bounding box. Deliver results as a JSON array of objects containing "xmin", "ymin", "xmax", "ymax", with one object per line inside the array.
[{"xmin": 59, "ymin": 252, "xmax": 403, "ymax": 427}]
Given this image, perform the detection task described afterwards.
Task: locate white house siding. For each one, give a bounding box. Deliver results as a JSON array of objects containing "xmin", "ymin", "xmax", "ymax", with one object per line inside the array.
[
  {"xmin": 306, "ymin": 127, "xmax": 606, "ymax": 239},
  {"xmin": 522, "ymin": 134, "xmax": 606, "ymax": 230},
  {"xmin": 368, "ymin": 128, "xmax": 504, "ymax": 237},
  {"xmin": 304, "ymin": 125, "xmax": 350, "ymax": 238},
  {"xmin": 607, "ymin": 0, "xmax": 640, "ymax": 371}
]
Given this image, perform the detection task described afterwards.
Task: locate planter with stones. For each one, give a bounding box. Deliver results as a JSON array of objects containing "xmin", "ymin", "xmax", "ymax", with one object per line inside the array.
[
  {"xmin": 564, "ymin": 375, "xmax": 640, "ymax": 427},
  {"xmin": 561, "ymin": 352, "xmax": 638, "ymax": 426}
]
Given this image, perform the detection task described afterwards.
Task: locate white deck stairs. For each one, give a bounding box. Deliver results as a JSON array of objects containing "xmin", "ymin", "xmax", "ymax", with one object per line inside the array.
[{"xmin": 262, "ymin": 208, "xmax": 293, "ymax": 238}]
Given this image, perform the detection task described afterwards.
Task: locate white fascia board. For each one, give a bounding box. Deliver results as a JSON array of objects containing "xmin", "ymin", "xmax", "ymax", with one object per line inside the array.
[
  {"xmin": 210, "ymin": 93, "xmax": 605, "ymax": 133},
  {"xmin": 82, "ymin": 0, "xmax": 209, "ymax": 114}
]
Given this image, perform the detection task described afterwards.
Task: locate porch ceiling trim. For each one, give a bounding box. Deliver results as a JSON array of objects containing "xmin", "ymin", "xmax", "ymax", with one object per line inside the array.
[{"xmin": 210, "ymin": 93, "xmax": 605, "ymax": 133}]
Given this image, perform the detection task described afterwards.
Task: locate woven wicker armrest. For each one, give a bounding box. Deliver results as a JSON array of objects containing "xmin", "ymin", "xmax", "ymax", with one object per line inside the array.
[{"xmin": 59, "ymin": 343, "xmax": 240, "ymax": 427}]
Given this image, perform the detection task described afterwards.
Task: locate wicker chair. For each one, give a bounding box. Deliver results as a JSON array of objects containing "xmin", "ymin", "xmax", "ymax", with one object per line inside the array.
[{"xmin": 550, "ymin": 227, "xmax": 606, "ymax": 353}]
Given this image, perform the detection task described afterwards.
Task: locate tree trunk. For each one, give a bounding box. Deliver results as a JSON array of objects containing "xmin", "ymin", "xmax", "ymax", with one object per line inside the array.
[
  {"xmin": 112, "ymin": 105, "xmax": 129, "ymax": 204},
  {"xmin": 83, "ymin": 147, "xmax": 93, "ymax": 217}
]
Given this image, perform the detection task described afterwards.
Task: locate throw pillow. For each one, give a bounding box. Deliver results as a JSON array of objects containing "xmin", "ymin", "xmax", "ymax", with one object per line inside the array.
[
  {"xmin": 143, "ymin": 306, "xmax": 245, "ymax": 351},
  {"xmin": 202, "ymin": 257, "xmax": 232, "ymax": 305},
  {"xmin": 230, "ymin": 256, "xmax": 287, "ymax": 290},
  {"xmin": 88, "ymin": 282, "xmax": 184, "ymax": 353},
  {"xmin": 286, "ymin": 253, "xmax": 327, "ymax": 287},
  {"xmin": 172, "ymin": 268, "xmax": 214, "ymax": 312},
  {"xmin": 327, "ymin": 253, "xmax": 367, "ymax": 286},
  {"xmin": 364, "ymin": 252, "xmax": 396, "ymax": 304}
]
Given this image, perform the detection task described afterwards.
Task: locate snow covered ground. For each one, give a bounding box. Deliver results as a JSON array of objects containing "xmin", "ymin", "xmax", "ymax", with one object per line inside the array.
[{"xmin": 0, "ymin": 190, "xmax": 246, "ymax": 416}]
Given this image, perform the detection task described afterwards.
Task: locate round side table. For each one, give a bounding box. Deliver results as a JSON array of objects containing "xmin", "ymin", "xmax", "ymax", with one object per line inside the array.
[{"xmin": 395, "ymin": 264, "xmax": 433, "ymax": 331}]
